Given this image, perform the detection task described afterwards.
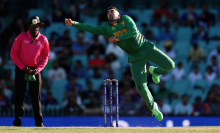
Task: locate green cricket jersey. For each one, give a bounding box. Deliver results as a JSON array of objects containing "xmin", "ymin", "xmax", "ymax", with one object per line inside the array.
[{"xmin": 73, "ymin": 15, "xmax": 155, "ymax": 63}]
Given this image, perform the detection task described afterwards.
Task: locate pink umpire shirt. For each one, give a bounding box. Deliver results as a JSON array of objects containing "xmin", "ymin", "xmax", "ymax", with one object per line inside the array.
[{"xmin": 10, "ymin": 31, "xmax": 49, "ymax": 72}]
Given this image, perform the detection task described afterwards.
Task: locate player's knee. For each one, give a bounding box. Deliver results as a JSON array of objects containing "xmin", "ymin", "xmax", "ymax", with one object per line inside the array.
[
  {"xmin": 171, "ymin": 61, "xmax": 175, "ymax": 70},
  {"xmin": 168, "ymin": 61, "xmax": 175, "ymax": 70}
]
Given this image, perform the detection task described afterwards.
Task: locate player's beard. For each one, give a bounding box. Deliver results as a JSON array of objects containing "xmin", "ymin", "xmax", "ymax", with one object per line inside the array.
[{"xmin": 108, "ymin": 14, "xmax": 118, "ymax": 21}]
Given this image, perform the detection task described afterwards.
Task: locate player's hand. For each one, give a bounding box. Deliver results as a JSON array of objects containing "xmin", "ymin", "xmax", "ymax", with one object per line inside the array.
[
  {"xmin": 109, "ymin": 37, "xmax": 119, "ymax": 43},
  {"xmin": 30, "ymin": 69, "xmax": 38, "ymax": 75},
  {"xmin": 65, "ymin": 18, "xmax": 74, "ymax": 26}
]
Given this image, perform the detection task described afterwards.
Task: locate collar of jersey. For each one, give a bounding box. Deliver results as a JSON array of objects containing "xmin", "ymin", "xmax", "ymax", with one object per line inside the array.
[{"xmin": 109, "ymin": 18, "xmax": 121, "ymax": 26}]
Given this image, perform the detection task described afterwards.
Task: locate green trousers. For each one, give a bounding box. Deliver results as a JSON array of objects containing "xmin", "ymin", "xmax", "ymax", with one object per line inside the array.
[{"xmin": 130, "ymin": 47, "xmax": 175, "ymax": 110}]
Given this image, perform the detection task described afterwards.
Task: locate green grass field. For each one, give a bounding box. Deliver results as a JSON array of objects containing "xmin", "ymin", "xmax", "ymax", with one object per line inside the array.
[{"xmin": 0, "ymin": 126, "xmax": 220, "ymax": 133}]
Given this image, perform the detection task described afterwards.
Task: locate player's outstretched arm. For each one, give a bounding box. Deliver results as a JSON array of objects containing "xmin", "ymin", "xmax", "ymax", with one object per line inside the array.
[{"xmin": 65, "ymin": 18, "xmax": 107, "ymax": 36}]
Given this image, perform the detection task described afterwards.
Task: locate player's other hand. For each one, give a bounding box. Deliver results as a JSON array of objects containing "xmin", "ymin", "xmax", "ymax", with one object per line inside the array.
[
  {"xmin": 65, "ymin": 18, "xmax": 74, "ymax": 26},
  {"xmin": 109, "ymin": 37, "xmax": 119, "ymax": 43}
]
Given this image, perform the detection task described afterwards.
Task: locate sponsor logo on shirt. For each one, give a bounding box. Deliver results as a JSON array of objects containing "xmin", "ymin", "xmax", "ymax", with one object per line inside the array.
[
  {"xmin": 113, "ymin": 28, "xmax": 128, "ymax": 37},
  {"xmin": 37, "ymin": 41, "xmax": 41, "ymax": 46}
]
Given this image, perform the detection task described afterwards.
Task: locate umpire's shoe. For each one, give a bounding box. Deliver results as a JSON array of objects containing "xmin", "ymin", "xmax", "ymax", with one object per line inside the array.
[
  {"xmin": 36, "ymin": 122, "xmax": 44, "ymax": 127},
  {"xmin": 13, "ymin": 119, "xmax": 21, "ymax": 127}
]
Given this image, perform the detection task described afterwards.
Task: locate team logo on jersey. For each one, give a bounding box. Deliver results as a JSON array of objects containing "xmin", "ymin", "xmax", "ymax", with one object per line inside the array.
[
  {"xmin": 121, "ymin": 21, "xmax": 125, "ymax": 27},
  {"xmin": 112, "ymin": 26, "xmax": 116, "ymax": 30}
]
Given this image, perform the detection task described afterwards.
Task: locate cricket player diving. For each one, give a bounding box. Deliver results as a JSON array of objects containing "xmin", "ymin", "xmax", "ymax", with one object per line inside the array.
[{"xmin": 65, "ymin": 6, "xmax": 175, "ymax": 121}]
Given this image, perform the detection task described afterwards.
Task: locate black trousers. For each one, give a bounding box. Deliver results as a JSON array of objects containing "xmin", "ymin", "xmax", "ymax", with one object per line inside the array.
[{"xmin": 14, "ymin": 66, "xmax": 43, "ymax": 125}]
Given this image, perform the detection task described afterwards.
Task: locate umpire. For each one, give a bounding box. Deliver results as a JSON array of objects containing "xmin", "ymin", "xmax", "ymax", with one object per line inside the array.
[{"xmin": 10, "ymin": 16, "xmax": 49, "ymax": 127}]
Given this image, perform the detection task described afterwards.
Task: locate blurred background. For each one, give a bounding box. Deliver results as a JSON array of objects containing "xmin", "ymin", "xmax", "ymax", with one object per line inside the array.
[{"xmin": 0, "ymin": 0, "xmax": 220, "ymax": 126}]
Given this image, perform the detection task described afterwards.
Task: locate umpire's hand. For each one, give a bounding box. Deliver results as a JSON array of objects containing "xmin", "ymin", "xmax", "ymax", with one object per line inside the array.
[
  {"xmin": 22, "ymin": 67, "xmax": 32, "ymax": 74},
  {"xmin": 30, "ymin": 69, "xmax": 38, "ymax": 75},
  {"xmin": 65, "ymin": 18, "xmax": 74, "ymax": 26}
]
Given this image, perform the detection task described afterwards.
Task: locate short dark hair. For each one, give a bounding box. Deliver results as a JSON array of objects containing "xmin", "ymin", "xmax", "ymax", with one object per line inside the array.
[{"xmin": 107, "ymin": 6, "xmax": 119, "ymax": 13}]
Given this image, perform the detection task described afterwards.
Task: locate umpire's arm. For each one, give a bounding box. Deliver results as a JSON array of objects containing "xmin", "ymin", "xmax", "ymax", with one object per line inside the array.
[
  {"xmin": 10, "ymin": 34, "xmax": 26, "ymax": 70},
  {"xmin": 36, "ymin": 38, "xmax": 50, "ymax": 72}
]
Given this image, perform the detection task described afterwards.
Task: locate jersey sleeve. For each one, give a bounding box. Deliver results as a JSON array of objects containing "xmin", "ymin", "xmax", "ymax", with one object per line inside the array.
[
  {"xmin": 36, "ymin": 37, "xmax": 50, "ymax": 72},
  {"xmin": 10, "ymin": 34, "xmax": 25, "ymax": 70},
  {"xmin": 73, "ymin": 22, "xmax": 107, "ymax": 37},
  {"xmin": 118, "ymin": 15, "xmax": 139, "ymax": 41}
]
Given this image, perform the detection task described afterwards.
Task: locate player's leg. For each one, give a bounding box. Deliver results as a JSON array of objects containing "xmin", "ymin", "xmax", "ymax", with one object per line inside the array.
[
  {"xmin": 13, "ymin": 66, "xmax": 27, "ymax": 126},
  {"xmin": 130, "ymin": 60, "xmax": 163, "ymax": 121},
  {"xmin": 147, "ymin": 47, "xmax": 175, "ymax": 83},
  {"xmin": 29, "ymin": 72, "xmax": 43, "ymax": 127}
]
